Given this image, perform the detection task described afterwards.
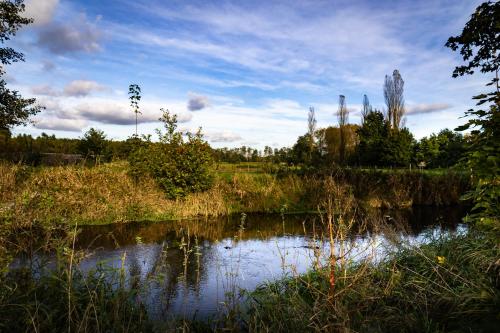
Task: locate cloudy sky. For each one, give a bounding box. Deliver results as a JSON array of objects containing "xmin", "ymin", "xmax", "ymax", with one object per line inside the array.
[{"xmin": 6, "ymin": 0, "xmax": 487, "ymax": 148}]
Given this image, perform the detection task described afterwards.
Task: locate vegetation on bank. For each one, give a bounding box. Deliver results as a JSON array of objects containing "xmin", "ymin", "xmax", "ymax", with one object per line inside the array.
[
  {"xmin": 243, "ymin": 231, "xmax": 500, "ymax": 333},
  {"xmin": 0, "ymin": 161, "xmax": 471, "ymax": 226}
]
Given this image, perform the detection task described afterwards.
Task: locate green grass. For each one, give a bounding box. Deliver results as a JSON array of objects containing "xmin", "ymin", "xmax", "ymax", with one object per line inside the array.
[{"xmin": 243, "ymin": 230, "xmax": 500, "ymax": 332}]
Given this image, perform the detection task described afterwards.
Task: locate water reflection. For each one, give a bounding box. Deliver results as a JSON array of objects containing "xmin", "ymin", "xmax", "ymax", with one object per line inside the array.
[{"xmin": 13, "ymin": 206, "xmax": 468, "ymax": 320}]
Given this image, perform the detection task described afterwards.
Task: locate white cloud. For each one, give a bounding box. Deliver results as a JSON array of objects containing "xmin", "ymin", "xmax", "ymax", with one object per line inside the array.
[
  {"xmin": 32, "ymin": 96, "xmax": 193, "ymax": 128},
  {"xmin": 34, "ymin": 118, "xmax": 86, "ymax": 132},
  {"xmin": 24, "ymin": 0, "xmax": 59, "ymax": 26},
  {"xmin": 205, "ymin": 131, "xmax": 242, "ymax": 143},
  {"xmin": 31, "ymin": 80, "xmax": 107, "ymax": 98},
  {"xmin": 63, "ymin": 80, "xmax": 107, "ymax": 97},
  {"xmin": 31, "ymin": 84, "xmax": 60, "ymax": 97},
  {"xmin": 73, "ymin": 101, "xmax": 192, "ymax": 125}
]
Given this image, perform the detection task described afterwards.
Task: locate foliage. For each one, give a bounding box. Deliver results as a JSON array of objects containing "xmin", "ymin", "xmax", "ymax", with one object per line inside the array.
[
  {"xmin": 446, "ymin": 0, "xmax": 500, "ymax": 228},
  {"xmin": 355, "ymin": 110, "xmax": 415, "ymax": 167},
  {"xmin": 129, "ymin": 109, "xmax": 214, "ymax": 199},
  {"xmin": 77, "ymin": 128, "xmax": 108, "ymax": 161},
  {"xmin": 414, "ymin": 129, "xmax": 467, "ymax": 168},
  {"xmin": 129, "ymin": 84, "xmax": 141, "ymax": 137},
  {"xmin": 381, "ymin": 127, "xmax": 415, "ymax": 167},
  {"xmin": 355, "ymin": 110, "xmax": 387, "ymax": 166},
  {"xmin": 245, "ymin": 231, "xmax": 500, "ymax": 332},
  {"xmin": 0, "ymin": 0, "xmax": 42, "ymax": 131}
]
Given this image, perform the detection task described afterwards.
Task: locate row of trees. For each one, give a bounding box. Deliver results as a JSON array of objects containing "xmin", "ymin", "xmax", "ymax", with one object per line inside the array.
[
  {"xmin": 0, "ymin": 120, "xmax": 467, "ymax": 169},
  {"xmin": 286, "ymin": 69, "xmax": 468, "ymax": 169}
]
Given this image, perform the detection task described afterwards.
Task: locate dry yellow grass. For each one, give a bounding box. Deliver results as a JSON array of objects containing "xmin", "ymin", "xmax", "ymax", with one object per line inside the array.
[
  {"xmin": 0, "ymin": 162, "xmax": 311, "ymax": 225},
  {"xmin": 0, "ymin": 162, "xmax": 468, "ymax": 226}
]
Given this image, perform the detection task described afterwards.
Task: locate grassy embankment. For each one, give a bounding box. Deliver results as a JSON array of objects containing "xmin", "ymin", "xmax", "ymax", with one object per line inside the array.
[
  {"xmin": 242, "ymin": 230, "xmax": 500, "ymax": 333},
  {"xmin": 0, "ymin": 161, "xmax": 470, "ymax": 226},
  {"xmin": 0, "ymin": 168, "xmax": 497, "ymax": 332}
]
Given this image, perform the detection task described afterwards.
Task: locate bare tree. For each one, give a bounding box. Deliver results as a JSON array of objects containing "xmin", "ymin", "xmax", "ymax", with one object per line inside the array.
[
  {"xmin": 307, "ymin": 106, "xmax": 317, "ymax": 163},
  {"xmin": 361, "ymin": 94, "xmax": 372, "ymax": 124},
  {"xmin": 383, "ymin": 69, "xmax": 405, "ymax": 130},
  {"xmin": 337, "ymin": 95, "xmax": 348, "ymax": 164}
]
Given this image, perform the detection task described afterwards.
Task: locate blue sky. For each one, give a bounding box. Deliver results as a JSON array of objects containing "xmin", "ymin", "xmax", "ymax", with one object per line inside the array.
[{"xmin": 7, "ymin": 0, "xmax": 487, "ymax": 148}]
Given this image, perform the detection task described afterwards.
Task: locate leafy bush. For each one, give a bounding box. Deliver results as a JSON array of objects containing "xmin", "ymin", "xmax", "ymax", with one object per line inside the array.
[
  {"xmin": 77, "ymin": 128, "xmax": 108, "ymax": 162},
  {"xmin": 129, "ymin": 109, "xmax": 214, "ymax": 199}
]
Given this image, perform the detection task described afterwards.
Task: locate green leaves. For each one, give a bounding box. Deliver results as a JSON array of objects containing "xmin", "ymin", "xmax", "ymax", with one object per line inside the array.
[
  {"xmin": 446, "ymin": 1, "xmax": 500, "ymax": 228},
  {"xmin": 77, "ymin": 128, "xmax": 107, "ymax": 160},
  {"xmin": 0, "ymin": 0, "xmax": 41, "ymax": 130},
  {"xmin": 129, "ymin": 109, "xmax": 214, "ymax": 199}
]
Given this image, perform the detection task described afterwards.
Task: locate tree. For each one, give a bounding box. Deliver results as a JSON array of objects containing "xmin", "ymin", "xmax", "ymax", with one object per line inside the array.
[
  {"xmin": 383, "ymin": 69, "xmax": 405, "ymax": 130},
  {"xmin": 356, "ymin": 110, "xmax": 387, "ymax": 166},
  {"xmin": 355, "ymin": 108, "xmax": 414, "ymax": 167},
  {"xmin": 446, "ymin": 1, "xmax": 500, "ymax": 226},
  {"xmin": 0, "ymin": 0, "xmax": 42, "ymax": 131},
  {"xmin": 319, "ymin": 125, "xmax": 359, "ymax": 165},
  {"xmin": 416, "ymin": 129, "xmax": 466, "ymax": 168},
  {"xmin": 361, "ymin": 94, "xmax": 372, "ymax": 124},
  {"xmin": 307, "ymin": 106, "xmax": 317, "ymax": 164},
  {"xmin": 381, "ymin": 127, "xmax": 415, "ymax": 167},
  {"xmin": 128, "ymin": 84, "xmax": 141, "ymax": 137},
  {"xmin": 291, "ymin": 134, "xmax": 311, "ymax": 165},
  {"xmin": 337, "ymin": 95, "xmax": 348, "ymax": 164},
  {"xmin": 78, "ymin": 128, "xmax": 107, "ymax": 162}
]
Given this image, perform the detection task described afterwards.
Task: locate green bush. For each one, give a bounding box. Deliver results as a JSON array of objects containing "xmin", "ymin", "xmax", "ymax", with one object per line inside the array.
[{"xmin": 129, "ymin": 109, "xmax": 214, "ymax": 199}]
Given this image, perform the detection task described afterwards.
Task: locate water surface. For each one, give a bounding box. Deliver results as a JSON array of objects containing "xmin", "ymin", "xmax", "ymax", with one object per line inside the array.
[{"xmin": 13, "ymin": 206, "xmax": 468, "ymax": 320}]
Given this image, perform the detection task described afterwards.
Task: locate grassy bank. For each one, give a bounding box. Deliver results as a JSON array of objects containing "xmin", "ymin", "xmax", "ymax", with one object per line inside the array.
[
  {"xmin": 242, "ymin": 231, "xmax": 500, "ymax": 332},
  {"xmin": 0, "ymin": 162, "xmax": 470, "ymax": 226},
  {"xmin": 1, "ymin": 226, "xmax": 497, "ymax": 332},
  {"xmin": 341, "ymin": 168, "xmax": 471, "ymax": 207}
]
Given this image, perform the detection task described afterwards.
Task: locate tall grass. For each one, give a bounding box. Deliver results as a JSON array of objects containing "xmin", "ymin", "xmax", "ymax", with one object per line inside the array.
[
  {"xmin": 244, "ymin": 231, "xmax": 499, "ymax": 332},
  {"xmin": 341, "ymin": 168, "xmax": 471, "ymax": 208},
  {"xmin": 0, "ymin": 162, "xmax": 470, "ymax": 229},
  {"xmin": 0, "ymin": 165, "xmax": 496, "ymax": 332}
]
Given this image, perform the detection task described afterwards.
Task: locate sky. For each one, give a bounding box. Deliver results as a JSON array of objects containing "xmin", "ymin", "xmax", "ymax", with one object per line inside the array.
[{"xmin": 6, "ymin": 0, "xmax": 488, "ymax": 148}]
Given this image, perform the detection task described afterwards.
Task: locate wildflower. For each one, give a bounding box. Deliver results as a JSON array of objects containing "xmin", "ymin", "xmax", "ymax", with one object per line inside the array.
[{"xmin": 437, "ymin": 256, "xmax": 445, "ymax": 265}]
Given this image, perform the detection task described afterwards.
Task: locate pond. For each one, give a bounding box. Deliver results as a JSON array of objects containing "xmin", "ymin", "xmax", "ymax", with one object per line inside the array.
[{"xmin": 12, "ymin": 206, "xmax": 468, "ymax": 321}]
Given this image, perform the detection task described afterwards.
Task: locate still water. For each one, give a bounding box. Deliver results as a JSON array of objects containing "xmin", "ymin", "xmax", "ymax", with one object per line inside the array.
[{"xmin": 13, "ymin": 206, "xmax": 468, "ymax": 320}]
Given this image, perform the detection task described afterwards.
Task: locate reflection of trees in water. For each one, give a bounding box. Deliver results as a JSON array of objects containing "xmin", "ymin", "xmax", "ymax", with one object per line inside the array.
[
  {"xmin": 77, "ymin": 208, "xmax": 467, "ymax": 252},
  {"xmin": 122, "ymin": 230, "xmax": 217, "ymax": 316},
  {"xmin": 74, "ymin": 208, "xmax": 467, "ymax": 315}
]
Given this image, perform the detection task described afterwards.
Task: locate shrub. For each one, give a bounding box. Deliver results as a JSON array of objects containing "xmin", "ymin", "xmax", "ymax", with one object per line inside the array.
[{"xmin": 129, "ymin": 109, "xmax": 214, "ymax": 199}]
